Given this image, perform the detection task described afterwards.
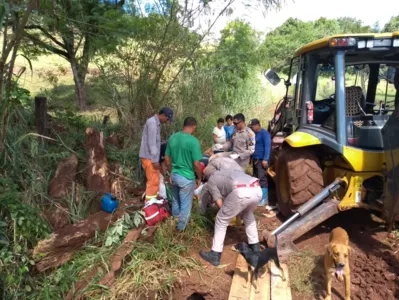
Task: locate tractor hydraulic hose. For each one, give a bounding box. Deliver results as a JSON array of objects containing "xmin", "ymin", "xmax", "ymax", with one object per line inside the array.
[{"xmin": 271, "ymin": 177, "xmax": 344, "ymax": 237}]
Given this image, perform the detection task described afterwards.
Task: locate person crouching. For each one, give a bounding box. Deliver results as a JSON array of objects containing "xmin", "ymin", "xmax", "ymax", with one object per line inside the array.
[{"xmin": 199, "ymin": 169, "xmax": 262, "ymax": 266}]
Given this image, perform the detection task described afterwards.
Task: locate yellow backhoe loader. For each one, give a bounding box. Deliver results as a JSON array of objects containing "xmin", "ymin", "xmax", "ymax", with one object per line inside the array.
[{"xmin": 264, "ymin": 32, "xmax": 399, "ymax": 256}]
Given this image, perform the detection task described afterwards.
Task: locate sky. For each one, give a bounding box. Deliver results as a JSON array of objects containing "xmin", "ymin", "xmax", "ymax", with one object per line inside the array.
[{"xmin": 203, "ymin": 0, "xmax": 397, "ymax": 39}]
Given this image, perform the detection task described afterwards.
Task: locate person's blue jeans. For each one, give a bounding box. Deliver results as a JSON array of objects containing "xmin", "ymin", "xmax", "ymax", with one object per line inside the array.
[{"xmin": 171, "ymin": 173, "xmax": 195, "ymax": 231}]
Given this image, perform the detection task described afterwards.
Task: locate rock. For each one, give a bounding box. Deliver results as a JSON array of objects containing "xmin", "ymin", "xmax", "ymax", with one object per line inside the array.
[
  {"xmin": 360, "ymin": 278, "xmax": 367, "ymax": 288},
  {"xmin": 354, "ymin": 260, "xmax": 363, "ymax": 268},
  {"xmin": 351, "ymin": 276, "xmax": 361, "ymax": 285},
  {"xmin": 48, "ymin": 154, "xmax": 78, "ymax": 199},
  {"xmin": 368, "ymin": 291, "xmax": 379, "ymax": 300},
  {"xmin": 384, "ymin": 289, "xmax": 395, "ymax": 300},
  {"xmin": 85, "ymin": 127, "xmax": 110, "ymax": 195},
  {"xmin": 383, "ymin": 271, "xmax": 396, "ymax": 281}
]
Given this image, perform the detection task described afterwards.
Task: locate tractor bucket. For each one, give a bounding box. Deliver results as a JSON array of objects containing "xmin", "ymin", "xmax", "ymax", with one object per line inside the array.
[{"xmin": 382, "ymin": 107, "xmax": 399, "ymax": 231}]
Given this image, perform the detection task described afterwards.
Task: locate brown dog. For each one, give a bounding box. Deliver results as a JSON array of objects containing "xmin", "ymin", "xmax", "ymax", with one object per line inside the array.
[{"xmin": 324, "ymin": 227, "xmax": 351, "ymax": 300}]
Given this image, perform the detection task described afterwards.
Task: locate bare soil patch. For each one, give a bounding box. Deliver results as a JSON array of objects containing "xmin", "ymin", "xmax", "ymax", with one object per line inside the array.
[{"xmin": 173, "ymin": 208, "xmax": 399, "ymax": 300}]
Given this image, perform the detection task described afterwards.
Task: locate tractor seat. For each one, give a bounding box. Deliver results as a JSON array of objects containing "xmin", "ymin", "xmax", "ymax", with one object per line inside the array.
[
  {"xmin": 322, "ymin": 86, "xmax": 366, "ymax": 131},
  {"xmin": 345, "ymin": 86, "xmax": 366, "ymax": 116}
]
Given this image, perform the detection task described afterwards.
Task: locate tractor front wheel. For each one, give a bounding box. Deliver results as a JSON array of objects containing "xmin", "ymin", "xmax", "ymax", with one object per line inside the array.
[{"xmin": 275, "ymin": 147, "xmax": 324, "ymax": 217}]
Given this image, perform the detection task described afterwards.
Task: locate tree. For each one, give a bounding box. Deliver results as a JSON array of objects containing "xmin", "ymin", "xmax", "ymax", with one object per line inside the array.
[
  {"xmin": 23, "ymin": 0, "xmax": 125, "ymax": 111},
  {"xmin": 212, "ymin": 20, "xmax": 261, "ymax": 86},
  {"xmin": 261, "ymin": 17, "xmax": 374, "ymax": 74},
  {"xmin": 261, "ymin": 18, "xmax": 318, "ymax": 73},
  {"xmin": 314, "ymin": 17, "xmax": 341, "ymax": 36},
  {"xmin": 336, "ymin": 17, "xmax": 372, "ymax": 33},
  {"xmin": 0, "ymin": 0, "xmax": 37, "ymax": 148},
  {"xmin": 383, "ymin": 15, "xmax": 399, "ymax": 32}
]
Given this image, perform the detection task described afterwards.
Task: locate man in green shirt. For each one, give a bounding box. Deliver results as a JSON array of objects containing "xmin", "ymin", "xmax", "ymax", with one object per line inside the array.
[{"xmin": 165, "ymin": 117, "xmax": 203, "ymax": 231}]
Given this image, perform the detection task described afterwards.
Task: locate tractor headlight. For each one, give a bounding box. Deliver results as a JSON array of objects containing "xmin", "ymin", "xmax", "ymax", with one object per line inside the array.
[{"xmin": 329, "ymin": 37, "xmax": 357, "ymax": 48}]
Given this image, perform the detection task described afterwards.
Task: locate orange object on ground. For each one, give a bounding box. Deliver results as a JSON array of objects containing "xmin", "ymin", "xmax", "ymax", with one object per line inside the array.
[{"xmin": 141, "ymin": 158, "xmax": 160, "ymax": 201}]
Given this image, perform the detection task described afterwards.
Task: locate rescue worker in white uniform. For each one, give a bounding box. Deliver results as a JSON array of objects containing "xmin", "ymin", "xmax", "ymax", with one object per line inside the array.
[
  {"xmin": 222, "ymin": 113, "xmax": 255, "ymax": 170},
  {"xmin": 198, "ymin": 156, "xmax": 244, "ymax": 215},
  {"xmin": 199, "ymin": 169, "xmax": 262, "ymax": 266}
]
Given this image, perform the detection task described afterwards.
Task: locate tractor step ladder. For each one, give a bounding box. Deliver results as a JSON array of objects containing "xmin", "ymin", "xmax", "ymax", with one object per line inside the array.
[{"xmin": 228, "ymin": 254, "xmax": 292, "ymax": 300}]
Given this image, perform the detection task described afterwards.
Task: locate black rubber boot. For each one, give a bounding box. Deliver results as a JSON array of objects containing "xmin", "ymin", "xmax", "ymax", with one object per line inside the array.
[
  {"xmin": 199, "ymin": 250, "xmax": 221, "ymax": 266},
  {"xmin": 249, "ymin": 243, "xmax": 261, "ymax": 252}
]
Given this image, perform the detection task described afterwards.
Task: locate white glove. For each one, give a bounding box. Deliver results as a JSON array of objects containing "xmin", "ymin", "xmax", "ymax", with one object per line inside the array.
[
  {"xmin": 214, "ymin": 144, "xmax": 223, "ymax": 150},
  {"xmin": 194, "ymin": 183, "xmax": 204, "ymax": 196},
  {"xmin": 230, "ymin": 153, "xmax": 240, "ymax": 160}
]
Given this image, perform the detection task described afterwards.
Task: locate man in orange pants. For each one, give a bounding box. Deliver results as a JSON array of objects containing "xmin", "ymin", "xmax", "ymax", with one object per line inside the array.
[{"xmin": 139, "ymin": 107, "xmax": 174, "ymax": 202}]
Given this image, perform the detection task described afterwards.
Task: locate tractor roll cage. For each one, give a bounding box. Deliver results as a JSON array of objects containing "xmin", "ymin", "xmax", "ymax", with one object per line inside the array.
[{"xmin": 285, "ymin": 48, "xmax": 399, "ymax": 152}]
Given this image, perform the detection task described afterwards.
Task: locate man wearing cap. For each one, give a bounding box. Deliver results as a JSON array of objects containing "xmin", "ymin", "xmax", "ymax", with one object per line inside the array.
[
  {"xmin": 165, "ymin": 117, "xmax": 203, "ymax": 231},
  {"xmin": 249, "ymin": 119, "xmax": 271, "ymax": 206},
  {"xmin": 199, "ymin": 169, "xmax": 262, "ymax": 266},
  {"xmin": 139, "ymin": 107, "xmax": 173, "ymax": 202},
  {"xmin": 223, "ymin": 113, "xmax": 255, "ymax": 171}
]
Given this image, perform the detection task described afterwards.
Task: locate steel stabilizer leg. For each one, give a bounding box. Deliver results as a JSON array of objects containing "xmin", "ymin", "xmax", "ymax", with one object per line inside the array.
[
  {"xmin": 272, "ymin": 199, "xmax": 340, "ymax": 258},
  {"xmin": 265, "ymin": 178, "xmax": 344, "ymax": 258}
]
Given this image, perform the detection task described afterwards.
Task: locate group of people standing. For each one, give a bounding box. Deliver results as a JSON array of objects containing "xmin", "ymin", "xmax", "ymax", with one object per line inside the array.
[
  {"xmin": 139, "ymin": 108, "xmax": 203, "ymax": 232},
  {"xmin": 211, "ymin": 114, "xmax": 271, "ymax": 206},
  {"xmin": 211, "ymin": 115, "xmax": 234, "ymax": 153},
  {"xmin": 139, "ymin": 108, "xmax": 272, "ymax": 267}
]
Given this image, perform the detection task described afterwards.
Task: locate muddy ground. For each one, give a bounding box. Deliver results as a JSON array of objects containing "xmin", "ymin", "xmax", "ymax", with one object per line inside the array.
[{"xmin": 173, "ymin": 208, "xmax": 399, "ymax": 300}]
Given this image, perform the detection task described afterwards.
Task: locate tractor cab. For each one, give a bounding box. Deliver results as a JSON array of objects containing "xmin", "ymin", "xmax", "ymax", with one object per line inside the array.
[{"xmin": 266, "ymin": 33, "xmax": 399, "ymax": 172}]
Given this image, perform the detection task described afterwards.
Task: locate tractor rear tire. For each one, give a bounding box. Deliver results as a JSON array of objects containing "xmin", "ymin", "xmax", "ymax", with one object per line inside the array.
[{"xmin": 275, "ymin": 147, "xmax": 324, "ymax": 217}]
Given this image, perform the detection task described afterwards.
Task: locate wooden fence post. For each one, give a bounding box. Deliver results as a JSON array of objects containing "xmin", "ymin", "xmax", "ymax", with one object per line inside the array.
[{"xmin": 35, "ymin": 96, "xmax": 47, "ymax": 136}]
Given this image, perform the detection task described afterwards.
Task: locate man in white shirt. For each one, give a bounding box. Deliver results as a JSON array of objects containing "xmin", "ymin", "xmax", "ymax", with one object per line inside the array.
[{"xmin": 212, "ymin": 118, "xmax": 226, "ymax": 153}]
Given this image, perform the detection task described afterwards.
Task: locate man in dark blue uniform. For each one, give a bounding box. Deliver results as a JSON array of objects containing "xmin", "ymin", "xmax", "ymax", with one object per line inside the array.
[{"xmin": 249, "ymin": 119, "xmax": 271, "ymax": 206}]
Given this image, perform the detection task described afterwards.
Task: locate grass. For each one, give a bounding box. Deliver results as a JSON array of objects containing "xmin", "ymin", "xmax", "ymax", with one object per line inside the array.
[
  {"xmin": 15, "ymin": 53, "xmax": 115, "ymax": 114},
  {"xmin": 105, "ymin": 211, "xmax": 211, "ymax": 300},
  {"xmin": 287, "ymin": 248, "xmax": 319, "ymax": 297},
  {"xmin": 0, "ymin": 208, "xmax": 211, "ymax": 300},
  {"xmin": 28, "ymin": 209, "xmax": 211, "ymax": 300}
]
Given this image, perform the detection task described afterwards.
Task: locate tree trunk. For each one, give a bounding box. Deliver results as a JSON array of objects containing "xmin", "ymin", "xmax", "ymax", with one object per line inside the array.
[
  {"xmin": 48, "ymin": 154, "xmax": 78, "ymax": 199},
  {"xmin": 85, "ymin": 127, "xmax": 110, "ymax": 195},
  {"xmin": 70, "ymin": 58, "xmax": 88, "ymax": 111},
  {"xmin": 35, "ymin": 96, "xmax": 48, "ymax": 136},
  {"xmin": 0, "ymin": 1, "xmax": 36, "ymax": 149}
]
